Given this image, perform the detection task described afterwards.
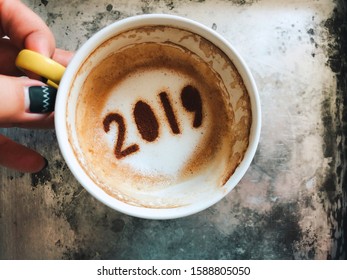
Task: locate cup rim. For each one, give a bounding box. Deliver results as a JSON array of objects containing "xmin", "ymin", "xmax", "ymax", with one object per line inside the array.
[{"xmin": 55, "ymin": 14, "xmax": 261, "ymax": 220}]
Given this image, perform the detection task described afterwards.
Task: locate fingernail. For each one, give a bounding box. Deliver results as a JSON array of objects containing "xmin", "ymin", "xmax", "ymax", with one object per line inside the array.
[
  {"xmin": 25, "ymin": 86, "xmax": 57, "ymax": 113},
  {"xmin": 30, "ymin": 157, "xmax": 49, "ymax": 175},
  {"xmin": 31, "ymin": 158, "xmax": 49, "ymax": 178}
]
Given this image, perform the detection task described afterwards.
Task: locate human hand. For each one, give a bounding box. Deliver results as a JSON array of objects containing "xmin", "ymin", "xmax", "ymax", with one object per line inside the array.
[{"xmin": 0, "ymin": 0, "xmax": 73, "ymax": 173}]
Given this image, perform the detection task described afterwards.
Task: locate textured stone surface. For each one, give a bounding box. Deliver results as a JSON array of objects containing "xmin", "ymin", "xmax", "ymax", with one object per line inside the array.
[{"xmin": 0, "ymin": 0, "xmax": 345, "ymax": 259}]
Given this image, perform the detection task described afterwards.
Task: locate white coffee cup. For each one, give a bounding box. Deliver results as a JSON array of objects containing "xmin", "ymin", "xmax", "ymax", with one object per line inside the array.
[{"xmin": 17, "ymin": 14, "xmax": 261, "ymax": 219}]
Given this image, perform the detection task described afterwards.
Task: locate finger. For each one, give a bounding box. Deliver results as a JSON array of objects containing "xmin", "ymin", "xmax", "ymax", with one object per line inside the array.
[
  {"xmin": 3, "ymin": 112, "xmax": 55, "ymax": 129},
  {"xmin": 0, "ymin": 134, "xmax": 47, "ymax": 173},
  {"xmin": 0, "ymin": 0, "xmax": 55, "ymax": 57},
  {"xmin": 0, "ymin": 75, "xmax": 55, "ymax": 128},
  {"xmin": 52, "ymin": 48, "xmax": 74, "ymax": 67},
  {"xmin": 0, "ymin": 38, "xmax": 42, "ymax": 79},
  {"xmin": 0, "ymin": 37, "xmax": 22, "ymax": 76}
]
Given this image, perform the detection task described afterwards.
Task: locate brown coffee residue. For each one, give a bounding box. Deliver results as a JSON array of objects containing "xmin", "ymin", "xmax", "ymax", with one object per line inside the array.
[
  {"xmin": 75, "ymin": 26, "xmax": 252, "ymax": 201},
  {"xmin": 159, "ymin": 91, "xmax": 180, "ymax": 134},
  {"xmin": 103, "ymin": 113, "xmax": 139, "ymax": 159},
  {"xmin": 181, "ymin": 85, "xmax": 203, "ymax": 128},
  {"xmin": 133, "ymin": 100, "xmax": 159, "ymax": 142}
]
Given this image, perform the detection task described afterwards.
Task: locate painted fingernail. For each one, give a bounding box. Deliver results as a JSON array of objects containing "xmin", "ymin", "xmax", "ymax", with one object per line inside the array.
[{"xmin": 25, "ymin": 86, "xmax": 57, "ymax": 113}]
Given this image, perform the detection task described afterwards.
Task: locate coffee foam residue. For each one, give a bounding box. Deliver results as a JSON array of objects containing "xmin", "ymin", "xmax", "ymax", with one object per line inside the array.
[{"xmin": 70, "ymin": 26, "xmax": 252, "ymax": 208}]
